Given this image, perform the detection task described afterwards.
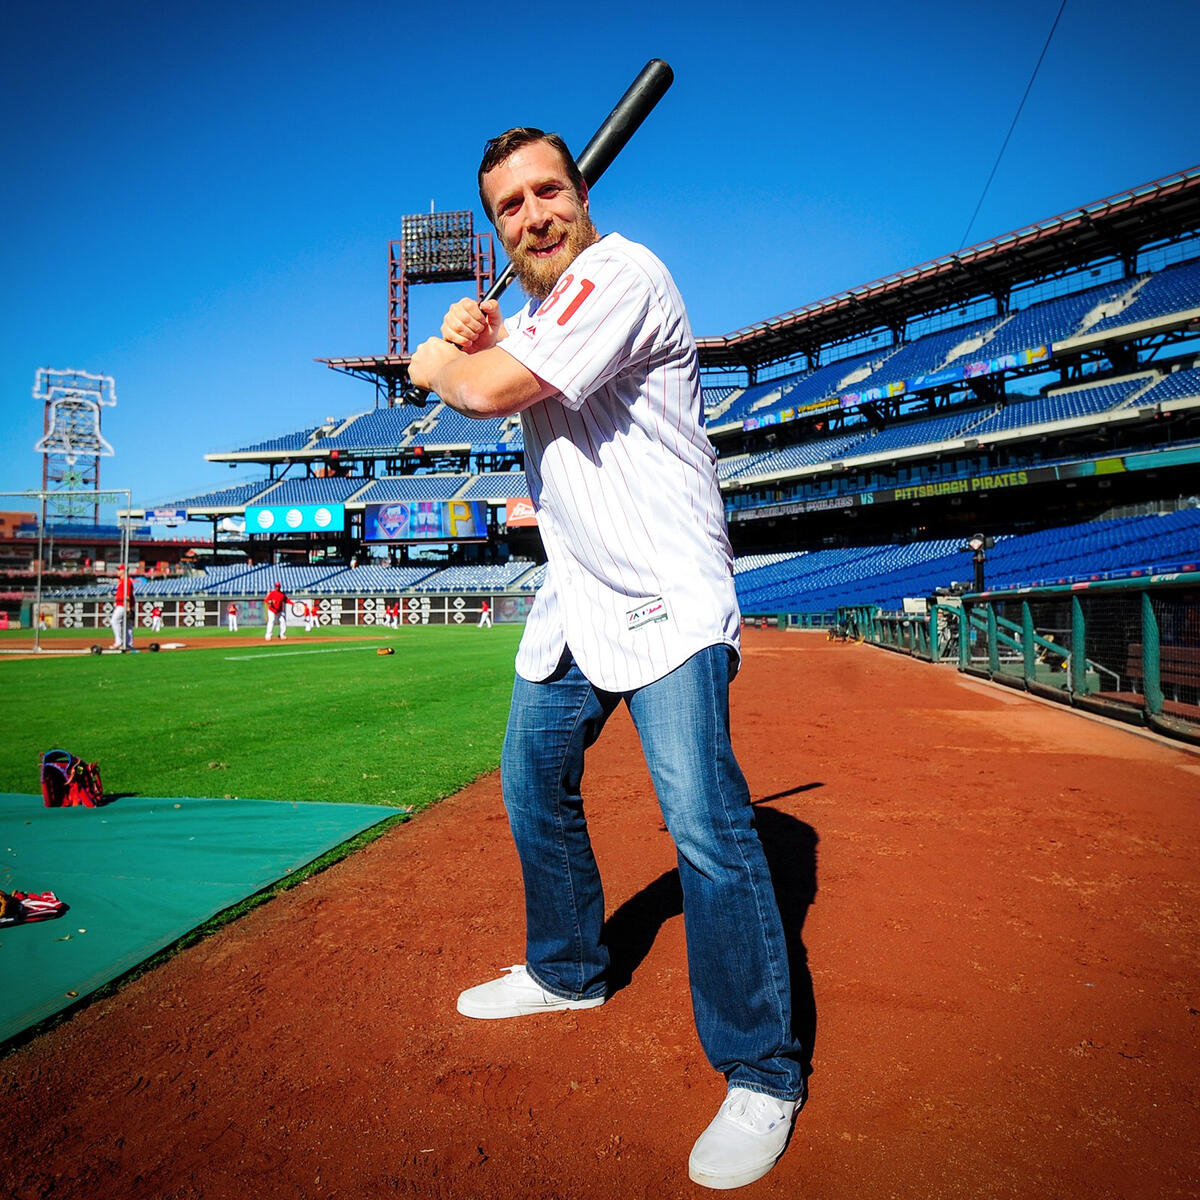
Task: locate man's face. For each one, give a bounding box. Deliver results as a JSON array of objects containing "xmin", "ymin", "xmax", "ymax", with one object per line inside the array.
[{"xmin": 482, "ymin": 140, "xmax": 598, "ymax": 301}]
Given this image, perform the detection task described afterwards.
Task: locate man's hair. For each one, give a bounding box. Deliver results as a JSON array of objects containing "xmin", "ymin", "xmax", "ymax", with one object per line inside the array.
[{"xmin": 477, "ymin": 128, "xmax": 585, "ymax": 222}]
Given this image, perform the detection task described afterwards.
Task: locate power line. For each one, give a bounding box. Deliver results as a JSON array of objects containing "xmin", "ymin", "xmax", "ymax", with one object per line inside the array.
[{"xmin": 957, "ymin": 0, "xmax": 1069, "ymax": 251}]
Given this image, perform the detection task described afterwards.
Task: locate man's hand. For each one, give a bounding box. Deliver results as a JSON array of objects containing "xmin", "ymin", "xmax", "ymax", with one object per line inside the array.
[
  {"xmin": 410, "ymin": 296, "xmax": 553, "ymax": 417},
  {"xmin": 409, "ymin": 336, "xmax": 466, "ymax": 393},
  {"xmin": 441, "ymin": 298, "xmax": 506, "ymax": 353}
]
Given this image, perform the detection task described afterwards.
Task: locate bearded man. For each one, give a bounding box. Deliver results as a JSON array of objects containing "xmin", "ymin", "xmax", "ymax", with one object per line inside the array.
[{"xmin": 409, "ymin": 127, "xmax": 805, "ymax": 1191}]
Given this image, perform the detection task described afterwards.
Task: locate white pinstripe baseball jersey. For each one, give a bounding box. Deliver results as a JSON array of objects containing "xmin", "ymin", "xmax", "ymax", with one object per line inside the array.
[{"xmin": 499, "ymin": 233, "xmax": 740, "ymax": 691}]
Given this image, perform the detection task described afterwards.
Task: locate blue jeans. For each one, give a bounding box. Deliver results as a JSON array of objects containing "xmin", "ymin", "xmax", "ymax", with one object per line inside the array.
[{"xmin": 500, "ymin": 644, "xmax": 804, "ymax": 1101}]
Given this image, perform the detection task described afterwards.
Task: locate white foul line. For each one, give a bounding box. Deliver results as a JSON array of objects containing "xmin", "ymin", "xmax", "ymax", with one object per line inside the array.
[{"xmin": 224, "ymin": 645, "xmax": 390, "ymax": 662}]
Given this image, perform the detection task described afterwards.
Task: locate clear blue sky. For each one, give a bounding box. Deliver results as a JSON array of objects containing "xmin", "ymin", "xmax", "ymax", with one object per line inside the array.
[{"xmin": 2, "ymin": 0, "xmax": 1197, "ymax": 511}]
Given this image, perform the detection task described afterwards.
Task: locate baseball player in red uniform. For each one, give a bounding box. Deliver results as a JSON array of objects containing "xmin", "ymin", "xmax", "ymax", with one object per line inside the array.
[
  {"xmin": 263, "ymin": 582, "xmax": 290, "ymax": 641},
  {"xmin": 111, "ymin": 565, "xmax": 134, "ymax": 651},
  {"xmin": 409, "ymin": 128, "xmax": 803, "ymax": 1189},
  {"xmin": 227, "ymin": 602, "xmax": 239, "ymax": 633},
  {"xmin": 149, "ymin": 604, "xmax": 163, "ymax": 633}
]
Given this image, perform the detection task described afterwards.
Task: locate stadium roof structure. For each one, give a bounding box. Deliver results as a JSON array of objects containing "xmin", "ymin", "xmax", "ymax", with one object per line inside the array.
[
  {"xmin": 317, "ymin": 354, "xmax": 412, "ymax": 389},
  {"xmin": 695, "ymin": 166, "xmax": 1200, "ymax": 373}
]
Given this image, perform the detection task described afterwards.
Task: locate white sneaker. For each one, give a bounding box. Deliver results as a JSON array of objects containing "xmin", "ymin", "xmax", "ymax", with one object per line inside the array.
[
  {"xmin": 456, "ymin": 965, "xmax": 605, "ymax": 1019},
  {"xmin": 688, "ymin": 1087, "xmax": 800, "ymax": 1190}
]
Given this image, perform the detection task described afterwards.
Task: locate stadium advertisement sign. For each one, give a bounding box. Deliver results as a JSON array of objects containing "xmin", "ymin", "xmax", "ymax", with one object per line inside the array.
[
  {"xmin": 743, "ymin": 395, "xmax": 838, "ymax": 430},
  {"xmin": 245, "ymin": 503, "xmax": 345, "ymax": 534},
  {"xmin": 838, "ymin": 380, "xmax": 906, "ymax": 410},
  {"xmin": 728, "ymin": 448, "xmax": 1196, "ymax": 523},
  {"xmin": 364, "ymin": 500, "xmax": 488, "ymax": 543},
  {"xmin": 505, "ymin": 498, "xmax": 538, "ymax": 527},
  {"xmin": 145, "ymin": 507, "xmax": 186, "ymax": 525},
  {"xmin": 837, "ymin": 346, "xmax": 1051, "ymax": 411}
]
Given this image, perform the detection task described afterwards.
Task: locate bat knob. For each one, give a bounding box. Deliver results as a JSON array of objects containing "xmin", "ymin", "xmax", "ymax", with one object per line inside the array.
[{"xmin": 399, "ymin": 383, "xmax": 429, "ymax": 407}]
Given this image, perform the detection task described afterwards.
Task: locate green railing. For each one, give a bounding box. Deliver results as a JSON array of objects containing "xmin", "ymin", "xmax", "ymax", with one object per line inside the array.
[{"xmin": 842, "ymin": 572, "xmax": 1200, "ymax": 745}]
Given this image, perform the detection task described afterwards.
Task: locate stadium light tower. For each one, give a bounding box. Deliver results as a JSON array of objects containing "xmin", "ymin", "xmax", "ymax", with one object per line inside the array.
[
  {"xmin": 388, "ymin": 208, "xmax": 495, "ymax": 358},
  {"xmin": 32, "ymin": 368, "xmax": 117, "ymax": 524}
]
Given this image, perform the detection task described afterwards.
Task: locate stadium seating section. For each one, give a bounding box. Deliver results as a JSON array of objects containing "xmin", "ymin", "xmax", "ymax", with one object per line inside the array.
[
  {"xmin": 357, "ymin": 475, "xmax": 471, "ymax": 502},
  {"xmin": 733, "ymin": 509, "xmax": 1200, "ymax": 613},
  {"xmin": 1087, "ymin": 258, "xmax": 1200, "ymax": 334},
  {"xmin": 702, "ymin": 262, "xmax": 1200, "ymax": 436}
]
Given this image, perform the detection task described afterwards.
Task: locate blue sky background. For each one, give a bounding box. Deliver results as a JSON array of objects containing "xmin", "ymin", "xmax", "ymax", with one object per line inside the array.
[{"xmin": 2, "ymin": 0, "xmax": 1198, "ymax": 511}]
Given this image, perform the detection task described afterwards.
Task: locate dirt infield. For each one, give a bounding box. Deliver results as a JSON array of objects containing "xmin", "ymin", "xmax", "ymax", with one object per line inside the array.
[{"xmin": 3, "ymin": 630, "xmax": 1198, "ymax": 1199}]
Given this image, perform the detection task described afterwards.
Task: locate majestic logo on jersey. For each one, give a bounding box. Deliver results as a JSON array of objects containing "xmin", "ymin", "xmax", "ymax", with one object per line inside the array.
[{"xmin": 626, "ymin": 596, "xmax": 670, "ymax": 632}]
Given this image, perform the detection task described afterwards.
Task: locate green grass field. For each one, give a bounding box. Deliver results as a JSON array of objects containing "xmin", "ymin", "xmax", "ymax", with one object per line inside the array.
[{"xmin": 0, "ymin": 625, "xmax": 523, "ymax": 811}]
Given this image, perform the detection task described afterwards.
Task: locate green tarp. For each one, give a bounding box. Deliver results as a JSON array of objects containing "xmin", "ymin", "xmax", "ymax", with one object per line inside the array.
[{"xmin": 0, "ymin": 794, "xmax": 398, "ymax": 1045}]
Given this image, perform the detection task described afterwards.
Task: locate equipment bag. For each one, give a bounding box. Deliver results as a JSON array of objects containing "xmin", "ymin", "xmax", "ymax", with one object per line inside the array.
[{"xmin": 40, "ymin": 749, "xmax": 105, "ymax": 808}]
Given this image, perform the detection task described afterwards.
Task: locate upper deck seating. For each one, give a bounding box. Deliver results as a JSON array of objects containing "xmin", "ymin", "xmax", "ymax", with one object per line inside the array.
[
  {"xmin": 738, "ymin": 432, "xmax": 873, "ymax": 477},
  {"xmin": 419, "ymin": 406, "xmax": 511, "ymax": 446},
  {"xmin": 459, "ymin": 473, "xmax": 532, "ymax": 500},
  {"xmin": 851, "ymin": 318, "xmax": 998, "ymax": 391},
  {"xmin": 234, "ymin": 427, "xmax": 321, "ymax": 453},
  {"xmin": 355, "ymin": 475, "xmax": 472, "ymax": 502},
  {"xmin": 1088, "ymin": 258, "xmax": 1200, "ymax": 334},
  {"xmin": 1133, "ymin": 366, "xmax": 1200, "ymax": 407},
  {"xmin": 841, "ymin": 410, "xmax": 988, "ymax": 459},
  {"xmin": 968, "ymin": 378, "xmax": 1142, "ymax": 436},
  {"xmin": 257, "ymin": 476, "xmax": 367, "ymax": 506},
  {"xmin": 168, "ymin": 480, "xmax": 273, "ymax": 510},
  {"xmin": 716, "ymin": 451, "xmax": 778, "ymax": 481},
  {"xmin": 308, "ymin": 565, "xmax": 436, "ymax": 593},
  {"xmin": 408, "ymin": 562, "xmax": 540, "ymax": 592},
  {"xmin": 319, "ymin": 409, "xmax": 423, "ymax": 451},
  {"xmin": 983, "ymin": 280, "xmax": 1132, "ymax": 356}
]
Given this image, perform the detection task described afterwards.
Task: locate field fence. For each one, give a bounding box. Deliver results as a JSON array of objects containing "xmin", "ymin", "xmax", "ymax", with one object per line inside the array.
[{"xmin": 841, "ymin": 573, "xmax": 1200, "ymax": 745}]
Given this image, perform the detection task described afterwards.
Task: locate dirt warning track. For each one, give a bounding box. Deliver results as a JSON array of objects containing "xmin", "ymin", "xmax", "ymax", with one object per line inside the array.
[{"xmin": 2, "ymin": 630, "xmax": 1198, "ymax": 1199}]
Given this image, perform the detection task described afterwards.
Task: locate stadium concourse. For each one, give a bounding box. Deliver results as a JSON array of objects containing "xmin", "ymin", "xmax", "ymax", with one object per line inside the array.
[{"xmin": 2, "ymin": 630, "xmax": 1198, "ymax": 1198}]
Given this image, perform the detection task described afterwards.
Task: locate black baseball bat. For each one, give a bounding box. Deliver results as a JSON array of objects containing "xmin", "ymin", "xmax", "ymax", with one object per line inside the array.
[{"xmin": 401, "ymin": 58, "xmax": 674, "ymax": 406}]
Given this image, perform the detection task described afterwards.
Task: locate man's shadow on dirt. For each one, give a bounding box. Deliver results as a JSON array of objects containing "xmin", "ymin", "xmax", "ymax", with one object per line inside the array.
[{"xmin": 600, "ymin": 783, "xmax": 820, "ymax": 1076}]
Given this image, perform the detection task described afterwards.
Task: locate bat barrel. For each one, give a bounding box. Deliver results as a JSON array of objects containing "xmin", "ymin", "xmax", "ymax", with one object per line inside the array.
[{"xmin": 576, "ymin": 59, "xmax": 674, "ymax": 188}]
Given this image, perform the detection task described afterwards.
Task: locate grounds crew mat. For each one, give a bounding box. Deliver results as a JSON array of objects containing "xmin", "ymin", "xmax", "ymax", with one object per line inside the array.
[{"xmin": 0, "ymin": 794, "xmax": 398, "ymax": 1045}]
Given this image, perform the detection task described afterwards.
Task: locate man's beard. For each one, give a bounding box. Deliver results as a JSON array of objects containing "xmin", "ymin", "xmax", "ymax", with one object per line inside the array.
[{"xmin": 506, "ymin": 211, "xmax": 599, "ymax": 302}]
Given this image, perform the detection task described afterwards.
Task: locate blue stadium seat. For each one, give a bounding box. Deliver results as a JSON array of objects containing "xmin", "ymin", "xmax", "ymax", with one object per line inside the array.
[
  {"xmin": 1133, "ymin": 366, "xmax": 1200, "ymax": 408},
  {"xmin": 983, "ymin": 279, "xmax": 1131, "ymax": 356},
  {"xmin": 734, "ymin": 512, "xmax": 1200, "ymax": 611},
  {"xmin": 842, "ymin": 409, "xmax": 990, "ymax": 458},
  {"xmin": 232, "ymin": 427, "xmax": 321, "ymax": 454},
  {"xmin": 163, "ymin": 480, "xmax": 272, "ymax": 509},
  {"xmin": 259, "ymin": 476, "xmax": 369, "ymax": 506},
  {"xmin": 409, "ymin": 561, "xmax": 540, "ymax": 592},
  {"xmin": 309, "ymin": 565, "xmax": 436, "ymax": 593},
  {"xmin": 420, "ymin": 406, "xmax": 509, "ymax": 447},
  {"xmin": 1088, "ymin": 257, "xmax": 1200, "ymax": 334},
  {"xmin": 459, "ymin": 473, "xmax": 532, "ymax": 500},
  {"xmin": 969, "ymin": 378, "xmax": 1141, "ymax": 436},
  {"xmin": 317, "ymin": 409, "xmax": 424, "ymax": 451},
  {"xmin": 355, "ymin": 475, "xmax": 472, "ymax": 502},
  {"xmin": 851, "ymin": 318, "xmax": 999, "ymax": 392}
]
